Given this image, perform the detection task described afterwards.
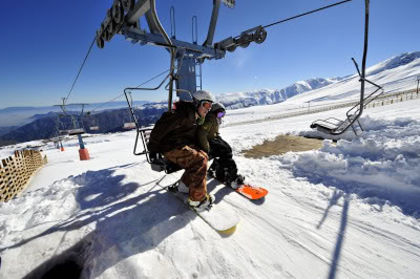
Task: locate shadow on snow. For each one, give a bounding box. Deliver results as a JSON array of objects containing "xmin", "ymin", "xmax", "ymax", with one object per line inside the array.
[
  {"xmin": 326, "ymin": 194, "xmax": 350, "ymax": 279},
  {"xmin": 3, "ymin": 165, "xmax": 194, "ymax": 278},
  {"xmin": 291, "ymin": 167, "xmax": 420, "ymax": 218}
]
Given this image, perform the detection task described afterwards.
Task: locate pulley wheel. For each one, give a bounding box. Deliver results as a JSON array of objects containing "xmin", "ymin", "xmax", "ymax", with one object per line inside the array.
[
  {"xmin": 122, "ymin": 0, "xmax": 135, "ymax": 12},
  {"xmin": 239, "ymin": 42, "xmax": 250, "ymax": 48},
  {"xmin": 96, "ymin": 30, "xmax": 104, "ymax": 48},
  {"xmin": 227, "ymin": 45, "xmax": 237, "ymax": 52},
  {"xmin": 106, "ymin": 21, "xmax": 115, "ymax": 41},
  {"xmin": 254, "ymin": 27, "xmax": 267, "ymax": 44},
  {"xmin": 112, "ymin": 0, "xmax": 124, "ymax": 24}
]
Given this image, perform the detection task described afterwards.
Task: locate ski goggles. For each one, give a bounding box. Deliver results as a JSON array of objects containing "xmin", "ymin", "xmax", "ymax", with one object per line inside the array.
[
  {"xmin": 201, "ymin": 101, "xmax": 213, "ymax": 110},
  {"xmin": 217, "ymin": 111, "xmax": 226, "ymax": 118}
]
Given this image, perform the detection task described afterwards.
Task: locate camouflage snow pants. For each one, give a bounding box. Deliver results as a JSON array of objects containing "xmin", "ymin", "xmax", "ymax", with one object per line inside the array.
[{"xmin": 164, "ymin": 145, "xmax": 208, "ymax": 201}]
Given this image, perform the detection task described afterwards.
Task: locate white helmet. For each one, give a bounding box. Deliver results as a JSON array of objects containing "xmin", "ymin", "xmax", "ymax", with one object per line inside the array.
[
  {"xmin": 192, "ymin": 90, "xmax": 214, "ymax": 103},
  {"xmin": 211, "ymin": 102, "xmax": 226, "ymax": 112}
]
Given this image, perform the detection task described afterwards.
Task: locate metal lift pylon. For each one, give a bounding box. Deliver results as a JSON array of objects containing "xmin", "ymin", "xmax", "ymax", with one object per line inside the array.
[
  {"xmin": 96, "ymin": 0, "xmax": 267, "ymax": 172},
  {"xmin": 95, "ymin": 0, "xmax": 360, "ymax": 171}
]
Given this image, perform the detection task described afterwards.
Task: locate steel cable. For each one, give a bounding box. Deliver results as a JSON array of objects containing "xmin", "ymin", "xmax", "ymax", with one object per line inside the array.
[
  {"xmin": 263, "ymin": 0, "xmax": 352, "ymax": 29},
  {"xmin": 64, "ymin": 36, "xmax": 96, "ymax": 104}
]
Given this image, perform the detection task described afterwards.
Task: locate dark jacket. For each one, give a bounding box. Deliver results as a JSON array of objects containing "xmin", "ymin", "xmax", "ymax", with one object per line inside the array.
[
  {"xmin": 148, "ymin": 102, "xmax": 198, "ymax": 153},
  {"xmin": 197, "ymin": 112, "xmax": 220, "ymax": 153}
]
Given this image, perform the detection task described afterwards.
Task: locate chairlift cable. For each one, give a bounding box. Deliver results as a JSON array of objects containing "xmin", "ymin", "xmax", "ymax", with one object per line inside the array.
[
  {"xmin": 64, "ymin": 36, "xmax": 96, "ymax": 104},
  {"xmin": 135, "ymin": 69, "xmax": 170, "ymax": 88},
  {"xmin": 89, "ymin": 68, "xmax": 170, "ymax": 113},
  {"xmin": 263, "ymin": 0, "xmax": 352, "ymax": 29}
]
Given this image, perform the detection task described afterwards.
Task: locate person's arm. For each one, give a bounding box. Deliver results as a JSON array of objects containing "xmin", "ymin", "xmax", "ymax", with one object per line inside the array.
[
  {"xmin": 148, "ymin": 112, "xmax": 179, "ymax": 152},
  {"xmin": 197, "ymin": 121, "xmax": 211, "ymax": 153}
]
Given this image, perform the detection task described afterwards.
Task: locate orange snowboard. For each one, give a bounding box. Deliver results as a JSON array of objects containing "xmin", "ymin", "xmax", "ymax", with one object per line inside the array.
[{"xmin": 236, "ymin": 185, "xmax": 268, "ymax": 200}]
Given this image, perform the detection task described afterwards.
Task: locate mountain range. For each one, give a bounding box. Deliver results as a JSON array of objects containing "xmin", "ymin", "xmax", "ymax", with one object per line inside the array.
[
  {"xmin": 216, "ymin": 77, "xmax": 345, "ymax": 109},
  {"xmin": 0, "ymin": 51, "xmax": 419, "ymax": 147}
]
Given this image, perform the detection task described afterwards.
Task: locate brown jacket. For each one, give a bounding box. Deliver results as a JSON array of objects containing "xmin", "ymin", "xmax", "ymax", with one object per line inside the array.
[
  {"xmin": 197, "ymin": 112, "xmax": 220, "ymax": 153},
  {"xmin": 148, "ymin": 102, "xmax": 198, "ymax": 153}
]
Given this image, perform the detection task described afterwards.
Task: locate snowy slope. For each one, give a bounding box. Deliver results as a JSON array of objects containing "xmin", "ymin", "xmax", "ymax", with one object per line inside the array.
[
  {"xmin": 216, "ymin": 77, "xmax": 342, "ymax": 109},
  {"xmin": 290, "ymin": 52, "xmax": 420, "ymax": 104},
  {"xmin": 1, "ymin": 51, "xmax": 420, "ymax": 278},
  {"xmin": 0, "ymin": 95, "xmax": 420, "ymax": 278},
  {"xmin": 213, "ymin": 52, "xmax": 420, "ymax": 111},
  {"xmin": 219, "ymin": 52, "xmax": 420, "ymax": 127}
]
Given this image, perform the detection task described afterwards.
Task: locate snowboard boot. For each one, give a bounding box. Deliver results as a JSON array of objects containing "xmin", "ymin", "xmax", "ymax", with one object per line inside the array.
[
  {"xmin": 229, "ymin": 174, "xmax": 245, "ymax": 190},
  {"xmin": 188, "ymin": 194, "xmax": 215, "ymax": 212}
]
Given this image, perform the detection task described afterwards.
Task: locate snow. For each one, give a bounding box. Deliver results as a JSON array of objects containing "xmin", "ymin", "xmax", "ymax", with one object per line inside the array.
[{"xmin": 1, "ymin": 66, "xmax": 420, "ymax": 278}]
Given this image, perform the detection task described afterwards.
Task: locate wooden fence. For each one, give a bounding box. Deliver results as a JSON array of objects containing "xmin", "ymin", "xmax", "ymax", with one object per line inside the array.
[
  {"xmin": 0, "ymin": 150, "xmax": 47, "ymax": 202},
  {"xmin": 227, "ymin": 88, "xmax": 420, "ymax": 128}
]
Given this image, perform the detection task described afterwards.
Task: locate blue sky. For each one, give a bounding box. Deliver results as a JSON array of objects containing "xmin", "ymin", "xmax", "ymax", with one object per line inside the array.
[{"xmin": 0, "ymin": 0, "xmax": 419, "ymax": 108}]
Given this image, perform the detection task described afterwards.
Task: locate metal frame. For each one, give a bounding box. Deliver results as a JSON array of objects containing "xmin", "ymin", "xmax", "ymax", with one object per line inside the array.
[
  {"xmin": 95, "ymin": 0, "xmax": 367, "ymax": 172},
  {"xmin": 96, "ymin": 0, "xmax": 266, "ymax": 108},
  {"xmin": 55, "ymin": 99, "xmax": 89, "ymax": 149},
  {"xmin": 310, "ymin": 0, "xmax": 383, "ymax": 136}
]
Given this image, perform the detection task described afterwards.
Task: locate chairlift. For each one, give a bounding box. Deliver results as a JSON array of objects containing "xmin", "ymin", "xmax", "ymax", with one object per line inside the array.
[
  {"xmin": 59, "ymin": 130, "xmax": 69, "ymax": 136},
  {"xmin": 68, "ymin": 128, "xmax": 86, "ymax": 136},
  {"xmin": 89, "ymin": 126, "xmax": 100, "ymax": 131},
  {"xmin": 123, "ymin": 122, "xmax": 136, "ymax": 130},
  {"xmin": 96, "ymin": 0, "xmax": 364, "ymax": 172},
  {"xmin": 85, "ymin": 111, "xmax": 100, "ymax": 132},
  {"xmin": 122, "ymin": 87, "xmax": 182, "ymax": 173},
  {"xmin": 310, "ymin": 0, "xmax": 384, "ymax": 136},
  {"xmin": 311, "ymin": 59, "xmax": 384, "ymax": 135},
  {"xmin": 54, "ymin": 100, "xmax": 90, "ymax": 159}
]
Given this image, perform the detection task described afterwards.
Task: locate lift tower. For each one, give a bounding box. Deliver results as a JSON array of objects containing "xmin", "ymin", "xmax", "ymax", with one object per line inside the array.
[{"xmin": 96, "ymin": 0, "xmax": 266, "ymax": 109}]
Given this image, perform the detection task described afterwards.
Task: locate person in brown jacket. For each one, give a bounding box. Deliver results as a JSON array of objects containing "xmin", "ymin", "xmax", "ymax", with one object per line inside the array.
[
  {"xmin": 197, "ymin": 103, "xmax": 244, "ymax": 188},
  {"xmin": 148, "ymin": 90, "xmax": 215, "ymax": 211}
]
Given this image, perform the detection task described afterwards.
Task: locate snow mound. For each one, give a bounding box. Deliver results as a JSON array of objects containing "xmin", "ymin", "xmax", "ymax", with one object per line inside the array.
[{"xmin": 279, "ymin": 116, "xmax": 420, "ymax": 217}]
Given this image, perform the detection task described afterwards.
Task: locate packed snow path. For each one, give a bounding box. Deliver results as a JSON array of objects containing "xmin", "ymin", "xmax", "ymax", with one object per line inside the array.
[{"xmin": 1, "ymin": 99, "xmax": 420, "ymax": 278}]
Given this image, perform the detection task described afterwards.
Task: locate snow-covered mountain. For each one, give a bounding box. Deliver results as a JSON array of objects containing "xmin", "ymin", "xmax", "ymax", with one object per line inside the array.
[
  {"xmin": 0, "ymin": 101, "xmax": 150, "ymax": 128},
  {"xmin": 367, "ymin": 51, "xmax": 420, "ymax": 76},
  {"xmin": 216, "ymin": 51, "xmax": 420, "ymax": 109},
  {"xmin": 216, "ymin": 77, "xmax": 344, "ymax": 109},
  {"xmin": 1, "ymin": 51, "xmax": 419, "ymax": 147},
  {"xmin": 284, "ymin": 51, "xmax": 420, "ymax": 105}
]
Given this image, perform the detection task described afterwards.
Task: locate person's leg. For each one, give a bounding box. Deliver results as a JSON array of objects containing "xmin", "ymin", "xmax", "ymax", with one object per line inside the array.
[
  {"xmin": 209, "ymin": 137, "xmax": 239, "ymax": 183},
  {"xmin": 164, "ymin": 146, "xmax": 208, "ymax": 201},
  {"xmin": 210, "ymin": 137, "xmax": 232, "ymax": 156},
  {"xmin": 207, "ymin": 137, "xmax": 223, "ymax": 177}
]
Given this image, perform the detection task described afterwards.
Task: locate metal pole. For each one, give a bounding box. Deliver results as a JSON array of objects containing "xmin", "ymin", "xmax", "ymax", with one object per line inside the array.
[
  {"xmin": 417, "ymin": 75, "xmax": 420, "ymax": 94},
  {"xmin": 78, "ymin": 135, "xmax": 85, "ymax": 149}
]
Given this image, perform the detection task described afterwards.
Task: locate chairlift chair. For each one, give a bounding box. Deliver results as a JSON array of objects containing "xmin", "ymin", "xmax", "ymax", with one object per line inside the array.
[
  {"xmin": 55, "ymin": 101, "xmax": 89, "ymax": 153},
  {"xmin": 310, "ymin": 58, "xmax": 384, "ymax": 136},
  {"xmin": 123, "ymin": 122, "xmax": 136, "ymax": 130},
  {"xmin": 68, "ymin": 128, "xmax": 86, "ymax": 136},
  {"xmin": 89, "ymin": 126, "xmax": 100, "ymax": 131},
  {"xmin": 310, "ymin": 0, "xmax": 383, "ymax": 136},
  {"xmin": 124, "ymin": 90, "xmax": 182, "ymax": 174},
  {"xmin": 59, "ymin": 130, "xmax": 69, "ymax": 136}
]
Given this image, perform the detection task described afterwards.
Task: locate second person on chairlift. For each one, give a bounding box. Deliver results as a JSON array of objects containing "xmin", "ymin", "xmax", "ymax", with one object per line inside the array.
[{"xmin": 197, "ymin": 102, "xmax": 245, "ymax": 189}]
